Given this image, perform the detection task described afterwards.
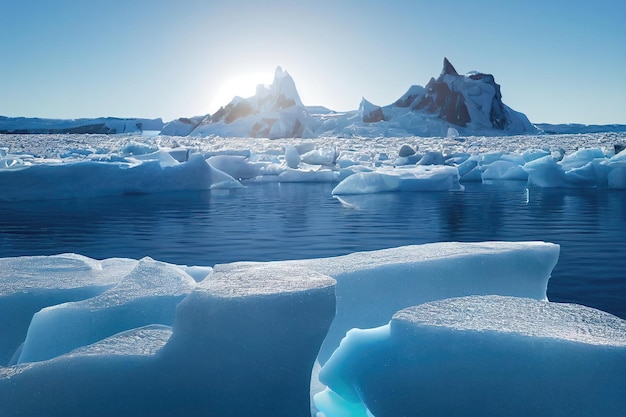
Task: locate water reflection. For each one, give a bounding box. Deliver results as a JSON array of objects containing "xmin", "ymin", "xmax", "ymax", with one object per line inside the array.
[{"xmin": 0, "ymin": 183, "xmax": 624, "ymax": 319}]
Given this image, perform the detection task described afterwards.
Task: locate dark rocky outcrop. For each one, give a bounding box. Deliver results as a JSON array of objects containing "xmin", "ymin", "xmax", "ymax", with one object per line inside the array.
[
  {"xmin": 394, "ymin": 85, "xmax": 426, "ymax": 108},
  {"xmin": 398, "ymin": 144, "xmax": 416, "ymax": 157},
  {"xmin": 359, "ymin": 98, "xmax": 385, "ymax": 123},
  {"xmin": 469, "ymin": 72, "xmax": 507, "ymax": 129},
  {"xmin": 414, "ymin": 77, "xmax": 471, "ymax": 126},
  {"xmin": 441, "ymin": 57, "xmax": 459, "ymax": 76},
  {"xmin": 211, "ymin": 101, "xmax": 255, "ymax": 124},
  {"xmin": 190, "ymin": 67, "xmax": 310, "ymax": 138},
  {"xmin": 403, "ymin": 58, "xmax": 514, "ymax": 130}
]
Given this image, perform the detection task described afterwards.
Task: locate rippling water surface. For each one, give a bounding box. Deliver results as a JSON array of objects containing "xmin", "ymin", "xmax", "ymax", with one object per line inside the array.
[{"xmin": 1, "ymin": 182, "xmax": 625, "ymax": 319}]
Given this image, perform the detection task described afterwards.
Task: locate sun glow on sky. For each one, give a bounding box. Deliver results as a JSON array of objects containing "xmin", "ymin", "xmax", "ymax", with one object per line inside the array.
[
  {"xmin": 0, "ymin": 0, "xmax": 624, "ymax": 124},
  {"xmin": 209, "ymin": 72, "xmax": 275, "ymax": 113}
]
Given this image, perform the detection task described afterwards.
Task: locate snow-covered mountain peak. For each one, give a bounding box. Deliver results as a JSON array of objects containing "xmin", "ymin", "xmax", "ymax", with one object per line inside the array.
[
  {"xmin": 441, "ymin": 57, "xmax": 459, "ymax": 76},
  {"xmin": 2, "ymin": 59, "xmax": 541, "ymax": 138},
  {"xmin": 268, "ymin": 66, "xmax": 303, "ymax": 109},
  {"xmin": 401, "ymin": 58, "xmax": 535, "ymax": 133},
  {"xmin": 184, "ymin": 66, "xmax": 311, "ymax": 138}
]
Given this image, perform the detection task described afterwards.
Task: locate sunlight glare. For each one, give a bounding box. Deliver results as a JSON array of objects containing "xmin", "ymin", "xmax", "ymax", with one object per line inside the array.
[{"xmin": 209, "ymin": 72, "xmax": 274, "ymax": 113}]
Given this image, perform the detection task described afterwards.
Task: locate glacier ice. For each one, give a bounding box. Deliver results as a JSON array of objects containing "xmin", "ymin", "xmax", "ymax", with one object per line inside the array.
[
  {"xmin": 0, "ymin": 253, "xmax": 137, "ymax": 365},
  {"xmin": 0, "ymin": 262, "xmax": 336, "ymax": 417},
  {"xmin": 17, "ymin": 258, "xmax": 196, "ymax": 363},
  {"xmin": 319, "ymin": 295, "xmax": 626, "ymax": 417}
]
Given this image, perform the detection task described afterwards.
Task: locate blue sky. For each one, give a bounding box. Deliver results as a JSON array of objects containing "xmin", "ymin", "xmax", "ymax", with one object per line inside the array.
[{"xmin": 1, "ymin": 0, "xmax": 624, "ymax": 124}]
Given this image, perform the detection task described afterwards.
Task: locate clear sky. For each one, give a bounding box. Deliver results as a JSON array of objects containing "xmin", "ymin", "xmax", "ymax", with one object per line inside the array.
[{"xmin": 1, "ymin": 0, "xmax": 624, "ymax": 124}]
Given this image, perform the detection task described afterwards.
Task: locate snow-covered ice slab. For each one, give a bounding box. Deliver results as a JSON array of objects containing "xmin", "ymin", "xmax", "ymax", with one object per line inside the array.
[
  {"xmin": 332, "ymin": 165, "xmax": 462, "ymax": 195},
  {"xmin": 160, "ymin": 263, "xmax": 336, "ymax": 417},
  {"xmin": 0, "ymin": 325, "xmax": 173, "ymax": 417},
  {"xmin": 0, "ymin": 152, "xmax": 241, "ymax": 201},
  {"xmin": 0, "ymin": 262, "xmax": 336, "ymax": 417},
  {"xmin": 524, "ymin": 148, "xmax": 626, "ymax": 189},
  {"xmin": 17, "ymin": 257, "xmax": 196, "ymax": 363},
  {"xmin": 0, "ymin": 253, "xmax": 136, "ymax": 365},
  {"xmin": 318, "ymin": 295, "xmax": 626, "ymax": 417},
  {"xmin": 215, "ymin": 241, "xmax": 560, "ymax": 363}
]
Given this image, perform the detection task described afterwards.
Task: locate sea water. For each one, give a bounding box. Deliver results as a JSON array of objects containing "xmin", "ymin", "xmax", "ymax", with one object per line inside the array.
[{"xmin": 0, "ymin": 181, "xmax": 624, "ymax": 319}]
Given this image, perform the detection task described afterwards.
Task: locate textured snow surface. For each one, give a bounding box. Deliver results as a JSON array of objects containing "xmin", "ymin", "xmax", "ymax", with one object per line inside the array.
[{"xmin": 395, "ymin": 295, "xmax": 626, "ymax": 346}]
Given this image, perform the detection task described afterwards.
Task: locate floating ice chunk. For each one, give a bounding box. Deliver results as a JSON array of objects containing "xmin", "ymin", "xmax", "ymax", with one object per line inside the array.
[
  {"xmin": 215, "ymin": 241, "xmax": 560, "ymax": 364},
  {"xmin": 0, "ymin": 262, "xmax": 337, "ymax": 417},
  {"xmin": 331, "ymin": 165, "xmax": 463, "ymax": 195},
  {"xmin": 0, "ymin": 325, "xmax": 172, "ymax": 416},
  {"xmin": 393, "ymin": 153, "xmax": 422, "ymax": 166},
  {"xmin": 416, "ymin": 151, "xmax": 445, "ymax": 165},
  {"xmin": 0, "ymin": 254, "xmax": 136, "ymax": 365},
  {"xmin": 206, "ymin": 154, "xmax": 262, "ymax": 179},
  {"xmin": 0, "ymin": 242, "xmax": 565, "ymax": 416},
  {"xmin": 559, "ymin": 147, "xmax": 605, "ymax": 171},
  {"xmin": 457, "ymin": 155, "xmax": 479, "ymax": 179},
  {"xmin": 277, "ymin": 167, "xmax": 338, "ymax": 183},
  {"xmin": 128, "ymin": 148, "xmax": 179, "ymax": 168},
  {"xmin": 524, "ymin": 153, "xmax": 613, "ymax": 188},
  {"xmin": 159, "ymin": 263, "xmax": 336, "ymax": 417},
  {"xmin": 284, "ymin": 145, "xmax": 301, "ymax": 168},
  {"xmin": 166, "ymin": 147, "xmax": 190, "ymax": 163},
  {"xmin": 611, "ymin": 148, "xmax": 626, "ymax": 162},
  {"xmin": 320, "ymin": 295, "xmax": 626, "ymax": 417},
  {"xmin": 17, "ymin": 258, "xmax": 196, "ymax": 363},
  {"xmin": 608, "ymin": 165, "xmax": 626, "ymax": 189},
  {"xmin": 481, "ymin": 160, "xmax": 528, "ymax": 181},
  {"xmin": 522, "ymin": 148, "xmax": 551, "ymax": 162},
  {"xmin": 0, "ymin": 155, "xmax": 30, "ymax": 169},
  {"xmin": 523, "ymin": 155, "xmax": 568, "ymax": 187},
  {"xmin": 331, "ymin": 171, "xmax": 400, "ymax": 194},
  {"xmin": 446, "ymin": 127, "xmax": 459, "ymax": 138},
  {"xmin": 301, "ymin": 147, "xmax": 338, "ymax": 166},
  {"xmin": 120, "ymin": 141, "xmax": 158, "ymax": 157},
  {"xmin": 398, "ymin": 144, "xmax": 416, "ymax": 157},
  {"xmin": 208, "ymin": 164, "xmax": 245, "ymax": 189},
  {"xmin": 0, "ymin": 153, "xmax": 232, "ymax": 201},
  {"xmin": 310, "ymin": 241, "xmax": 559, "ymax": 363}
]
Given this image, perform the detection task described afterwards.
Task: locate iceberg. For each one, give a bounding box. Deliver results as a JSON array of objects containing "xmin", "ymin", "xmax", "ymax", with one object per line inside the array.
[
  {"xmin": 319, "ymin": 295, "xmax": 626, "ymax": 417},
  {"xmin": 0, "ymin": 116, "xmax": 163, "ymax": 134},
  {"xmin": 159, "ymin": 58, "xmax": 538, "ymax": 138},
  {"xmin": 0, "ymin": 253, "xmax": 137, "ymax": 365},
  {"xmin": 0, "ymin": 262, "xmax": 336, "ymax": 417},
  {"xmin": 0, "ymin": 242, "xmax": 572, "ymax": 417},
  {"xmin": 2, "ymin": 132, "xmax": 626, "ymax": 200},
  {"xmin": 16, "ymin": 257, "xmax": 196, "ymax": 364},
  {"xmin": 0, "ymin": 150, "xmax": 242, "ymax": 201},
  {"xmin": 331, "ymin": 165, "xmax": 463, "ymax": 195}
]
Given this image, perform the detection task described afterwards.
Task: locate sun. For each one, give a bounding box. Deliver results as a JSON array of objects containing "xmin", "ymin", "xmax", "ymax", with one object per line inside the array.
[{"xmin": 209, "ymin": 72, "xmax": 274, "ymax": 113}]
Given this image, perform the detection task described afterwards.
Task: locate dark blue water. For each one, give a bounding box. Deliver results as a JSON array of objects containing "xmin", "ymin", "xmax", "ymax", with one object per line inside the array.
[{"xmin": 0, "ymin": 182, "xmax": 624, "ymax": 320}]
